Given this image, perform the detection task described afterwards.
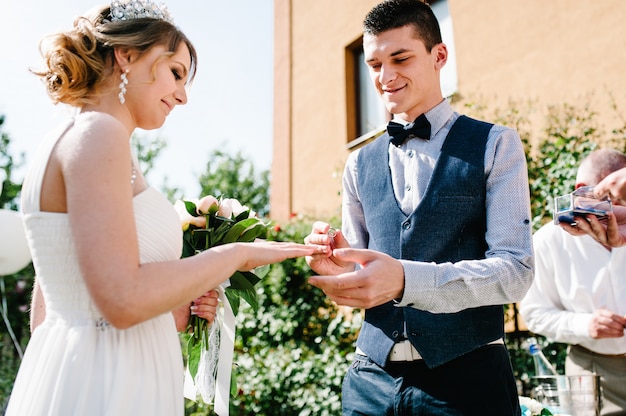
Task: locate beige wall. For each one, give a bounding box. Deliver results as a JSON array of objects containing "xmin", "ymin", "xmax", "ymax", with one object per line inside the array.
[{"xmin": 271, "ymin": 0, "xmax": 626, "ymax": 221}]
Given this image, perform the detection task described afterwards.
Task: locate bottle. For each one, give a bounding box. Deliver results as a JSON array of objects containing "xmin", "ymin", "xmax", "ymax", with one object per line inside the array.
[{"xmin": 527, "ymin": 337, "xmax": 558, "ymax": 376}]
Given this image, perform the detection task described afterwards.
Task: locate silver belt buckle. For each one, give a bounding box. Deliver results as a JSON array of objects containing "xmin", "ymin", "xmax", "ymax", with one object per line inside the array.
[{"xmin": 389, "ymin": 340, "xmax": 422, "ymax": 362}]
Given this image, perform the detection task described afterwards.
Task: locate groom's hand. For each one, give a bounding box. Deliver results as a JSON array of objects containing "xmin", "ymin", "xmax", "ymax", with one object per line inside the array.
[
  {"xmin": 308, "ymin": 248, "xmax": 404, "ymax": 309},
  {"xmin": 304, "ymin": 221, "xmax": 354, "ymax": 275}
]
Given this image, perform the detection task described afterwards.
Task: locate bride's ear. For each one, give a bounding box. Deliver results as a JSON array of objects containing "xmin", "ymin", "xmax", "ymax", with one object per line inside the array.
[{"xmin": 113, "ymin": 47, "xmax": 136, "ymax": 69}]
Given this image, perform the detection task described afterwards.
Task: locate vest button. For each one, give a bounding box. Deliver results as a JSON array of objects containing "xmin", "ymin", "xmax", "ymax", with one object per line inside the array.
[
  {"xmin": 402, "ymin": 221, "xmax": 410, "ymax": 230},
  {"xmin": 392, "ymin": 331, "xmax": 399, "ymax": 339}
]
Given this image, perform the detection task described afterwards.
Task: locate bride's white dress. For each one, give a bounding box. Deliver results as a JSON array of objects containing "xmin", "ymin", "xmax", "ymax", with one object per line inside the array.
[{"xmin": 6, "ymin": 119, "xmax": 185, "ymax": 415}]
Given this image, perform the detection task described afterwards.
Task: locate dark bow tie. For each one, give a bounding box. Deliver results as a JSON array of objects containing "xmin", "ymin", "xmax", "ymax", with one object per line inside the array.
[{"xmin": 387, "ymin": 113, "xmax": 431, "ymax": 146}]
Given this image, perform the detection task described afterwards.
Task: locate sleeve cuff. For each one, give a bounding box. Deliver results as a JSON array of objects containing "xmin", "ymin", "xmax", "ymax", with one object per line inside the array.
[
  {"xmin": 571, "ymin": 313, "xmax": 593, "ymax": 338},
  {"xmin": 392, "ymin": 260, "xmax": 438, "ymax": 308}
]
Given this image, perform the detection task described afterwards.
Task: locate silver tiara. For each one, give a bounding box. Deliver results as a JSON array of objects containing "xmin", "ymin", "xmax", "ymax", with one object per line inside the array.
[{"xmin": 110, "ymin": 0, "xmax": 174, "ymax": 24}]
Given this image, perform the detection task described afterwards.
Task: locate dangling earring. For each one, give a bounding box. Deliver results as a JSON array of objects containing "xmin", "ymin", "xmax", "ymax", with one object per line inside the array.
[{"xmin": 118, "ymin": 69, "xmax": 129, "ymax": 104}]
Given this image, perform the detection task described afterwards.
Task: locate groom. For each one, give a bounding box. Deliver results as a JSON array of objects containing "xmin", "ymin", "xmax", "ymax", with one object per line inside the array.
[{"xmin": 304, "ymin": 0, "xmax": 534, "ymax": 414}]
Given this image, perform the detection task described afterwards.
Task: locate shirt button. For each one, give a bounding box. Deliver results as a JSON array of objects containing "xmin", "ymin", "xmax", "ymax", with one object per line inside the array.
[
  {"xmin": 406, "ymin": 185, "xmax": 411, "ymax": 192},
  {"xmin": 407, "ymin": 150, "xmax": 414, "ymax": 158}
]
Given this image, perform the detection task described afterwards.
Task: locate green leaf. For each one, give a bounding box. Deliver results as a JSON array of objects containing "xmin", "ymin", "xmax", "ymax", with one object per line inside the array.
[
  {"xmin": 234, "ymin": 287, "xmax": 259, "ymax": 312},
  {"xmin": 183, "ymin": 200, "xmax": 198, "ymax": 216},
  {"xmin": 225, "ymin": 290, "xmax": 241, "ymax": 316},
  {"xmin": 181, "ymin": 238, "xmax": 197, "ymax": 258},
  {"xmin": 226, "ymin": 271, "xmax": 260, "ymax": 312},
  {"xmin": 191, "ymin": 229, "xmax": 211, "ymax": 250},
  {"xmin": 223, "ymin": 218, "xmax": 260, "ymax": 243},
  {"xmin": 186, "ymin": 337, "xmax": 202, "ymax": 379},
  {"xmin": 242, "ymin": 270, "xmax": 261, "ymax": 286},
  {"xmin": 229, "ymin": 271, "xmax": 259, "ymax": 290},
  {"xmin": 234, "ymin": 210, "xmax": 251, "ymax": 222},
  {"xmin": 211, "ymin": 220, "xmax": 234, "ymax": 244},
  {"xmin": 207, "ymin": 203, "xmax": 219, "ymax": 216},
  {"xmin": 238, "ymin": 221, "xmax": 269, "ymax": 242},
  {"xmin": 230, "ymin": 372, "xmax": 238, "ymax": 397},
  {"xmin": 254, "ymin": 264, "xmax": 270, "ymax": 279}
]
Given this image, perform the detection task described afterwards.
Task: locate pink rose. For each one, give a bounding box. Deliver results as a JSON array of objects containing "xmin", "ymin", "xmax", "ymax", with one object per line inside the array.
[
  {"xmin": 174, "ymin": 200, "xmax": 206, "ymax": 231},
  {"xmin": 196, "ymin": 195, "xmax": 219, "ymax": 215}
]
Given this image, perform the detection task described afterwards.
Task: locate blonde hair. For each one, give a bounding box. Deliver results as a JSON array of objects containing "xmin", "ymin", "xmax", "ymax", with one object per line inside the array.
[{"xmin": 31, "ymin": 5, "xmax": 197, "ymax": 107}]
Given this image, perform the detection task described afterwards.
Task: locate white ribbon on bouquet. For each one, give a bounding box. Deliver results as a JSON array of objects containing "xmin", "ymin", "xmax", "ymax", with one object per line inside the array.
[{"xmin": 184, "ymin": 284, "xmax": 235, "ymax": 416}]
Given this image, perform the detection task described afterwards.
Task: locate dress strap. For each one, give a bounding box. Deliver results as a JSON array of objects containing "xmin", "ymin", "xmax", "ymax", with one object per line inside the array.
[{"xmin": 21, "ymin": 120, "xmax": 75, "ymax": 214}]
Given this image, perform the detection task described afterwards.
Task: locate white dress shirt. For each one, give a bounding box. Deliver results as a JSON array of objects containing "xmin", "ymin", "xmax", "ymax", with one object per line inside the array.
[{"xmin": 520, "ymin": 221, "xmax": 626, "ymax": 355}]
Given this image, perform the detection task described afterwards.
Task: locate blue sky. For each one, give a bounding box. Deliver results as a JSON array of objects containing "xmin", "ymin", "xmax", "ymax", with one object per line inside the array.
[{"xmin": 0, "ymin": 0, "xmax": 274, "ymax": 198}]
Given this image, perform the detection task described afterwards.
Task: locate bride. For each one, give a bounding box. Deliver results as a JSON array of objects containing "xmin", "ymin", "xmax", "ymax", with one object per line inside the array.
[{"xmin": 5, "ymin": 1, "xmax": 322, "ymax": 415}]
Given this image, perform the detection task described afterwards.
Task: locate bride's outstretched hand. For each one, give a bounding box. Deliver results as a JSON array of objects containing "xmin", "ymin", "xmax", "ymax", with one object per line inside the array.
[{"xmin": 236, "ymin": 240, "xmax": 326, "ymax": 272}]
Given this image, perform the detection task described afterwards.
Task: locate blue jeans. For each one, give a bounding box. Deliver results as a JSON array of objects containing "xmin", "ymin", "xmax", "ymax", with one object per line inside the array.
[{"xmin": 342, "ymin": 345, "xmax": 521, "ymax": 416}]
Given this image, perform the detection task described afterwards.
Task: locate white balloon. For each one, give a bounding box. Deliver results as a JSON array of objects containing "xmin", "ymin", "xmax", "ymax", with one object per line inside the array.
[{"xmin": 0, "ymin": 209, "xmax": 32, "ymax": 275}]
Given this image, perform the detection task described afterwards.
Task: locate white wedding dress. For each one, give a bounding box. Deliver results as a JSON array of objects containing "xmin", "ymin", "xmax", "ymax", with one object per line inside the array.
[{"xmin": 6, "ymin": 118, "xmax": 185, "ymax": 415}]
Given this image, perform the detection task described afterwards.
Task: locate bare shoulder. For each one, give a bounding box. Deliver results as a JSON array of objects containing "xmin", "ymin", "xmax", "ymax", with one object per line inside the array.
[
  {"xmin": 54, "ymin": 112, "xmax": 133, "ymax": 183},
  {"xmin": 70, "ymin": 111, "xmax": 128, "ymax": 144},
  {"xmin": 57, "ymin": 112, "xmax": 129, "ymax": 159}
]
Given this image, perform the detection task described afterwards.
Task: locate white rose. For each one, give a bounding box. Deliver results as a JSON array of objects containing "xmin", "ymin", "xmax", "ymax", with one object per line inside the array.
[{"xmin": 218, "ymin": 198, "xmax": 248, "ymax": 218}]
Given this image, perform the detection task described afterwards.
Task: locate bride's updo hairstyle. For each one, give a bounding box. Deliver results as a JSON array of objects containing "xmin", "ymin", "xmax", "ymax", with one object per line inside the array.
[{"xmin": 32, "ymin": 4, "xmax": 197, "ymax": 107}]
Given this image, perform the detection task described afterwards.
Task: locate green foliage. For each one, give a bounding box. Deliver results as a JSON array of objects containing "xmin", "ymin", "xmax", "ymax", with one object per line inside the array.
[
  {"xmin": 0, "ymin": 263, "xmax": 33, "ymax": 412},
  {"xmin": 0, "ymin": 116, "xmax": 33, "ymax": 412},
  {"xmin": 463, "ymin": 98, "xmax": 626, "ymax": 230},
  {"xmin": 526, "ymin": 103, "xmax": 599, "ymax": 229},
  {"xmin": 0, "ymin": 116, "xmax": 24, "ymax": 211},
  {"xmin": 198, "ymin": 150, "xmax": 270, "ymax": 218},
  {"xmin": 131, "ymin": 133, "xmax": 167, "ymax": 176}
]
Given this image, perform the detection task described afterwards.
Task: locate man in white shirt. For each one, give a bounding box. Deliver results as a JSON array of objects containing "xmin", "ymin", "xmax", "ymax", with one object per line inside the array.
[{"xmin": 520, "ymin": 148, "xmax": 626, "ymax": 415}]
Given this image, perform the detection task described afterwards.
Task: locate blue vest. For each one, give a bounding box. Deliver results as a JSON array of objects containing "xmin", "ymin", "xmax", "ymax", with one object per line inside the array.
[{"xmin": 355, "ymin": 115, "xmax": 504, "ymax": 369}]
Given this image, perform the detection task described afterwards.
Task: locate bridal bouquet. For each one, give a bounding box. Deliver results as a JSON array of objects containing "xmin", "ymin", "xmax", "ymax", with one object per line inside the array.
[{"xmin": 175, "ymin": 195, "xmax": 270, "ymax": 411}]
